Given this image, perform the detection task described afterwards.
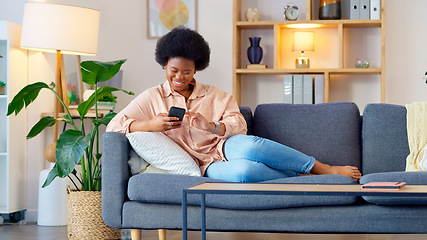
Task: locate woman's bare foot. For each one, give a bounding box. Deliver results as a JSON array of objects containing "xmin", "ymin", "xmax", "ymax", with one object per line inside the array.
[{"xmin": 310, "ymin": 160, "xmax": 362, "ymax": 180}]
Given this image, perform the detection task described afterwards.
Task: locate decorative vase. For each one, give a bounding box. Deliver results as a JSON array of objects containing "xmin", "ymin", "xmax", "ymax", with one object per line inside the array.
[
  {"xmin": 319, "ymin": 0, "xmax": 341, "ymax": 20},
  {"xmin": 67, "ymin": 191, "xmax": 121, "ymax": 240},
  {"xmin": 247, "ymin": 37, "xmax": 263, "ymax": 64},
  {"xmin": 37, "ymin": 162, "xmax": 68, "ymax": 226}
]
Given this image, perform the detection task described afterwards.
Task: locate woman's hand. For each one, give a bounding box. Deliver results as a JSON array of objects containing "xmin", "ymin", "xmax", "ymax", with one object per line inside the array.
[
  {"xmin": 185, "ymin": 111, "xmax": 227, "ymax": 136},
  {"xmin": 129, "ymin": 113, "xmax": 181, "ymax": 132},
  {"xmin": 186, "ymin": 112, "xmax": 212, "ymax": 132}
]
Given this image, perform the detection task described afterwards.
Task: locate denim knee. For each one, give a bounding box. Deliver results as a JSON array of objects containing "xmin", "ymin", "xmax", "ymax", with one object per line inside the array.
[
  {"xmin": 224, "ymin": 134, "xmax": 264, "ymax": 160},
  {"xmin": 206, "ymin": 160, "xmax": 299, "ymax": 183}
]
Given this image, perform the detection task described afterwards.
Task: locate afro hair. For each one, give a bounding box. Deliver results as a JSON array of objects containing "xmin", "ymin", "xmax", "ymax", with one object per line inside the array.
[{"xmin": 155, "ymin": 27, "xmax": 210, "ymax": 71}]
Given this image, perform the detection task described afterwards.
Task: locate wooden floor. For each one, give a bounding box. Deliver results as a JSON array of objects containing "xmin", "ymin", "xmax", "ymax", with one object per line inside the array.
[{"xmin": 0, "ymin": 222, "xmax": 426, "ymax": 240}]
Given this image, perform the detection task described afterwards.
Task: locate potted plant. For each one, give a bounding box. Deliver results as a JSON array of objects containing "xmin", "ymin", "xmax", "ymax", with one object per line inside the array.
[
  {"xmin": 7, "ymin": 59, "xmax": 133, "ymax": 239},
  {"xmin": 0, "ymin": 81, "xmax": 5, "ymax": 95},
  {"xmin": 97, "ymin": 92, "xmax": 117, "ymax": 111}
]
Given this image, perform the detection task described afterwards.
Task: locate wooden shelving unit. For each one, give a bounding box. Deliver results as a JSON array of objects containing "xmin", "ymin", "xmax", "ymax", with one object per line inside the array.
[{"xmin": 232, "ymin": 0, "xmax": 385, "ymax": 105}]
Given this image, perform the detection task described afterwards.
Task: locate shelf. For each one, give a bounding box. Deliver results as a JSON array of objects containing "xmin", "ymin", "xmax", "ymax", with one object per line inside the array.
[
  {"xmin": 233, "ymin": 0, "xmax": 386, "ymax": 105},
  {"xmin": 236, "ymin": 68, "xmax": 381, "ymax": 74},
  {"xmin": 41, "ymin": 108, "xmax": 112, "ymax": 119},
  {"xmin": 0, "ymin": 21, "xmax": 28, "ymax": 214},
  {"xmin": 236, "ymin": 19, "xmax": 382, "ymax": 29}
]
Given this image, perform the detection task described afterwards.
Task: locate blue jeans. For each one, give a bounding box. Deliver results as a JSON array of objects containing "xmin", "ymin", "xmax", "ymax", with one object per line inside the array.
[{"xmin": 205, "ymin": 134, "xmax": 315, "ymax": 182}]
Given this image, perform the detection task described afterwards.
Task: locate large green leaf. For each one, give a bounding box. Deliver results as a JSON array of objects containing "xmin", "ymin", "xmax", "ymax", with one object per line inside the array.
[
  {"xmin": 7, "ymin": 82, "xmax": 51, "ymax": 116},
  {"xmin": 91, "ymin": 112, "xmax": 117, "ymax": 127},
  {"xmin": 55, "ymin": 129, "xmax": 91, "ymax": 178},
  {"xmin": 26, "ymin": 116, "xmax": 56, "ymax": 139},
  {"xmin": 77, "ymin": 86, "xmax": 133, "ymax": 119},
  {"xmin": 80, "ymin": 59, "xmax": 127, "ymax": 85},
  {"xmin": 42, "ymin": 164, "xmax": 59, "ymax": 188}
]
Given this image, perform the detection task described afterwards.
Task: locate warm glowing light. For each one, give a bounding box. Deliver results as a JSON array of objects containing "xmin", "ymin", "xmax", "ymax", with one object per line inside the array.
[{"xmin": 285, "ymin": 24, "xmax": 323, "ymax": 29}]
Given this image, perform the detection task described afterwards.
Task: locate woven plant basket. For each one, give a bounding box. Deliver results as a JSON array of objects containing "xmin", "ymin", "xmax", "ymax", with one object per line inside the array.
[{"xmin": 67, "ymin": 191, "xmax": 120, "ymax": 240}]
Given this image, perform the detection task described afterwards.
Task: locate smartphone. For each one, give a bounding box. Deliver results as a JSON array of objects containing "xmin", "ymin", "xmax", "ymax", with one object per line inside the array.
[{"xmin": 168, "ymin": 106, "xmax": 186, "ymax": 121}]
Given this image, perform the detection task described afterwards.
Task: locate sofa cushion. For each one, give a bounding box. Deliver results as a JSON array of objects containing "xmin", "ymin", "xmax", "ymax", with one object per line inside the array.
[
  {"xmin": 253, "ymin": 102, "xmax": 362, "ymax": 169},
  {"xmin": 127, "ymin": 173, "xmax": 359, "ymax": 210},
  {"xmin": 126, "ymin": 132, "xmax": 202, "ymax": 176},
  {"xmin": 360, "ymin": 172, "xmax": 427, "ymax": 205},
  {"xmin": 362, "ymin": 104, "xmax": 409, "ymax": 174}
]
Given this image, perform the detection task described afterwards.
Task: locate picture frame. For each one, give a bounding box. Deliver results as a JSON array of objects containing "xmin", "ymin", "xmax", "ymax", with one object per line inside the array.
[
  {"xmin": 147, "ymin": 0, "xmax": 197, "ymax": 39},
  {"xmin": 61, "ymin": 55, "xmax": 83, "ymax": 107}
]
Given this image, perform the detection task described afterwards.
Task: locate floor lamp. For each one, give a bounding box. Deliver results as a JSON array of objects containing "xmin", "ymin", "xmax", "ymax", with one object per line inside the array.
[{"xmin": 20, "ymin": 2, "xmax": 100, "ymax": 226}]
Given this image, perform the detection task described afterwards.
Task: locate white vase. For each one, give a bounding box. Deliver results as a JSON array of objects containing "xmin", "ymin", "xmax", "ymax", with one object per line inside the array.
[{"xmin": 37, "ymin": 163, "xmax": 68, "ymax": 226}]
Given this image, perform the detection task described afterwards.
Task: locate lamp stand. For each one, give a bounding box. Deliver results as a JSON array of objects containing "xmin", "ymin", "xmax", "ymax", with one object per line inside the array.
[
  {"xmin": 45, "ymin": 50, "xmax": 66, "ymax": 163},
  {"xmin": 295, "ymin": 51, "xmax": 310, "ymax": 68},
  {"xmin": 37, "ymin": 51, "xmax": 70, "ymax": 226}
]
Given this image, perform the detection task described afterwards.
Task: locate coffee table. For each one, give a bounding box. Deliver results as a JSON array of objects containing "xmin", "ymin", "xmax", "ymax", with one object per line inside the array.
[{"xmin": 182, "ymin": 183, "xmax": 427, "ymax": 240}]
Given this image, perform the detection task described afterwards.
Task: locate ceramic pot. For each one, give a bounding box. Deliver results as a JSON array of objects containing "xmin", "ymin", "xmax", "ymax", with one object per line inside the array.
[
  {"xmin": 0, "ymin": 86, "xmax": 4, "ymax": 95},
  {"xmin": 247, "ymin": 37, "xmax": 263, "ymax": 64},
  {"xmin": 319, "ymin": 0, "xmax": 341, "ymax": 19}
]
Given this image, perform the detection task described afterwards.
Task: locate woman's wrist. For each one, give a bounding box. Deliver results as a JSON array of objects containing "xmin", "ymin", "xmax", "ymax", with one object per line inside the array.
[{"xmin": 210, "ymin": 121, "xmax": 220, "ymax": 134}]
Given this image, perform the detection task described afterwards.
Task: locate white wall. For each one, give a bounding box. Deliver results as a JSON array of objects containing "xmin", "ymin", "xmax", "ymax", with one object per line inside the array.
[{"xmin": 1, "ymin": 0, "xmax": 427, "ymax": 222}]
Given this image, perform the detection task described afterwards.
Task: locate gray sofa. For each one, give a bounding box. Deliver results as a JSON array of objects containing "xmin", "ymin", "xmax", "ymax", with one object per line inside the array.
[{"xmin": 102, "ymin": 102, "xmax": 427, "ymax": 234}]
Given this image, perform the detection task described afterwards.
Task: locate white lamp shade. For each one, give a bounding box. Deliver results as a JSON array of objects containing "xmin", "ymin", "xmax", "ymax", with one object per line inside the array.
[
  {"xmin": 20, "ymin": 2, "xmax": 100, "ymax": 56},
  {"xmin": 293, "ymin": 31, "xmax": 314, "ymax": 52}
]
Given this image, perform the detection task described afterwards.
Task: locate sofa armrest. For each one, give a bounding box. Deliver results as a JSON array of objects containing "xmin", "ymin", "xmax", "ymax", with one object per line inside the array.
[{"xmin": 101, "ymin": 132, "xmax": 131, "ymax": 228}]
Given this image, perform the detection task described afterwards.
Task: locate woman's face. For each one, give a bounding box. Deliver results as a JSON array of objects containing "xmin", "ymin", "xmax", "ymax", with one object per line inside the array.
[{"xmin": 165, "ymin": 57, "xmax": 196, "ymax": 95}]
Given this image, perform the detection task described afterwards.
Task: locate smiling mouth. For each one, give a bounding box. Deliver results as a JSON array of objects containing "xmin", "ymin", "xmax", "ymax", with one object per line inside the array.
[{"xmin": 173, "ymin": 80, "xmax": 185, "ymax": 87}]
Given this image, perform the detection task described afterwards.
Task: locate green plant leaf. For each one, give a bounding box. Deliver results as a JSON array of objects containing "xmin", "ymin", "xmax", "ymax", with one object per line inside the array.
[
  {"xmin": 42, "ymin": 164, "xmax": 59, "ymax": 188},
  {"xmin": 7, "ymin": 82, "xmax": 51, "ymax": 116},
  {"xmin": 55, "ymin": 129, "xmax": 91, "ymax": 178},
  {"xmin": 26, "ymin": 116, "xmax": 56, "ymax": 139},
  {"xmin": 77, "ymin": 86, "xmax": 133, "ymax": 119},
  {"xmin": 91, "ymin": 112, "xmax": 117, "ymax": 127},
  {"xmin": 57, "ymin": 114, "xmax": 74, "ymax": 125},
  {"xmin": 80, "ymin": 59, "xmax": 127, "ymax": 85}
]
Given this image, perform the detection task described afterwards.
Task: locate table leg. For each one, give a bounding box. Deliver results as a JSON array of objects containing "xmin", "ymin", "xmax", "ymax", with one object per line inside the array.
[
  {"xmin": 182, "ymin": 190, "xmax": 188, "ymax": 240},
  {"xmin": 201, "ymin": 193, "xmax": 206, "ymax": 240}
]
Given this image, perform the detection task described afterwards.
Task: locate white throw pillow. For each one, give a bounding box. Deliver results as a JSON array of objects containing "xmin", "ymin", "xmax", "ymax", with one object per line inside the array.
[{"xmin": 126, "ymin": 132, "xmax": 202, "ymax": 177}]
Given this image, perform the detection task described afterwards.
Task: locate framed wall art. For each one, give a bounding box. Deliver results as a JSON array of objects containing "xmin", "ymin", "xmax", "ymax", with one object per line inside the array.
[
  {"xmin": 147, "ymin": 0, "xmax": 197, "ymax": 39},
  {"xmin": 61, "ymin": 55, "xmax": 83, "ymax": 107}
]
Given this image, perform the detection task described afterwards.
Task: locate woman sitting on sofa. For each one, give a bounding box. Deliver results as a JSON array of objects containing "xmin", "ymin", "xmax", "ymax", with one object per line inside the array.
[{"xmin": 106, "ymin": 27, "xmax": 361, "ymax": 182}]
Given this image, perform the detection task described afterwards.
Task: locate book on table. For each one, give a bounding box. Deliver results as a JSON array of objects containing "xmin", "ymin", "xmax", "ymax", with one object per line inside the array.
[{"xmin": 361, "ymin": 182, "xmax": 406, "ymax": 190}]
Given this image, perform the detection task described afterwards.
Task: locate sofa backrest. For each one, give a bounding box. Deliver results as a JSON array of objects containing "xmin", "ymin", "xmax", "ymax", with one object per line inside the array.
[
  {"xmin": 239, "ymin": 106, "xmax": 254, "ymax": 135},
  {"xmin": 253, "ymin": 102, "xmax": 362, "ymax": 170},
  {"xmin": 362, "ymin": 103, "xmax": 409, "ymax": 174}
]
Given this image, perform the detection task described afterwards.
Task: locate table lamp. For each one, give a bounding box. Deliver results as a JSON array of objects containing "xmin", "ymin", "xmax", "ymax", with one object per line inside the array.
[
  {"xmin": 20, "ymin": 2, "xmax": 100, "ymax": 142},
  {"xmin": 293, "ymin": 31, "xmax": 314, "ymax": 68},
  {"xmin": 19, "ymin": 2, "xmax": 100, "ymax": 226}
]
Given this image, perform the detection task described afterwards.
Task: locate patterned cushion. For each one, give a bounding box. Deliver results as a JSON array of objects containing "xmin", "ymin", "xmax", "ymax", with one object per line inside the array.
[{"xmin": 126, "ymin": 132, "xmax": 201, "ymax": 176}]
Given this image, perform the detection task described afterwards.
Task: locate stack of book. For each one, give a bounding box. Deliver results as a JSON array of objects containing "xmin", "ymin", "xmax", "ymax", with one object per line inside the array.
[{"xmin": 283, "ymin": 75, "xmax": 324, "ymax": 104}]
